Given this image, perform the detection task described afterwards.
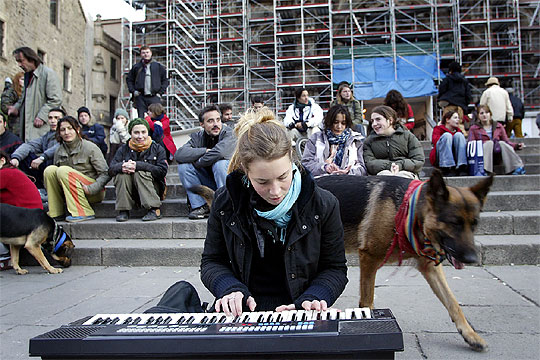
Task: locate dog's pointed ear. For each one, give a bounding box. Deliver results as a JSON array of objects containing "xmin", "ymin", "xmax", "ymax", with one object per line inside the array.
[
  {"xmin": 426, "ymin": 169, "xmax": 449, "ymax": 204},
  {"xmin": 469, "ymin": 174, "xmax": 494, "ymax": 205}
]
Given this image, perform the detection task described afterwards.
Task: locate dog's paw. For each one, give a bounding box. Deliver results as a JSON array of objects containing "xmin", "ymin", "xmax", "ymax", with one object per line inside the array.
[
  {"xmin": 15, "ymin": 268, "xmax": 29, "ymax": 275},
  {"xmin": 48, "ymin": 267, "xmax": 63, "ymax": 274},
  {"xmin": 464, "ymin": 332, "xmax": 488, "ymax": 352}
]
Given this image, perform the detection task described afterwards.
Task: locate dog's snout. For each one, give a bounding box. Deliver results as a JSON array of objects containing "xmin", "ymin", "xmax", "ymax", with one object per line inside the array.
[{"xmin": 461, "ymin": 251, "xmax": 478, "ymax": 264}]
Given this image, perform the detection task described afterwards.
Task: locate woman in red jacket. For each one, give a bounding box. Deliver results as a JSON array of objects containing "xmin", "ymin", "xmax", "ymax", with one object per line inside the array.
[
  {"xmin": 430, "ymin": 110, "xmax": 468, "ymax": 176},
  {"xmin": 468, "ymin": 105, "xmax": 525, "ymax": 175},
  {"xmin": 145, "ymin": 103, "xmax": 177, "ymax": 163}
]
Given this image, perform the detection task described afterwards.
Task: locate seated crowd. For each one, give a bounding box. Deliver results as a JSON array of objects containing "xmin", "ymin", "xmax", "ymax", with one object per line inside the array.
[{"xmin": 1, "ymin": 87, "xmax": 527, "ymax": 228}]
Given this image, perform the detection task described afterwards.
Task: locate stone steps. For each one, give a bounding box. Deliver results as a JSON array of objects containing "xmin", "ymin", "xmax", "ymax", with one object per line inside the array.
[
  {"xmin": 421, "ymin": 163, "xmax": 540, "ymax": 176},
  {"xmin": 60, "ymin": 208, "xmax": 539, "ymax": 241},
  {"xmin": 69, "ymin": 235, "xmax": 539, "ymax": 267}
]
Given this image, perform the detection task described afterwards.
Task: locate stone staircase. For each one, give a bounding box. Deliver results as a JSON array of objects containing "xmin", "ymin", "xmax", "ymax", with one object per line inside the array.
[{"xmin": 64, "ymin": 137, "xmax": 540, "ymax": 267}]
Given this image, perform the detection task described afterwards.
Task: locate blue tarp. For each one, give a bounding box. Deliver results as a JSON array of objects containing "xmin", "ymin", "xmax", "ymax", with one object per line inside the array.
[{"xmin": 333, "ymin": 54, "xmax": 445, "ymax": 100}]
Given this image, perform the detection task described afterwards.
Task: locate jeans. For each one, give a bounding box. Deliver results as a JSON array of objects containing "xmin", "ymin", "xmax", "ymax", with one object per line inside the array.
[
  {"xmin": 177, "ymin": 160, "xmax": 229, "ymax": 209},
  {"xmin": 437, "ymin": 132, "xmax": 467, "ymax": 168}
]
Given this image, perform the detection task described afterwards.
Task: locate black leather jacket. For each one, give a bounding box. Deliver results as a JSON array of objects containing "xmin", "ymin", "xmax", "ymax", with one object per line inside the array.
[{"xmin": 200, "ymin": 169, "xmax": 348, "ymax": 309}]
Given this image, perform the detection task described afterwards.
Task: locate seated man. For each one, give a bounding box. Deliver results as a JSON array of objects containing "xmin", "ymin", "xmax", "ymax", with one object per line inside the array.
[
  {"xmin": 219, "ymin": 103, "xmax": 234, "ymax": 128},
  {"xmin": 9, "ymin": 107, "xmax": 64, "ymax": 189},
  {"xmin": 175, "ymin": 105, "xmax": 236, "ymax": 219},
  {"xmin": 0, "ymin": 115, "xmax": 22, "ymax": 157},
  {"xmin": 109, "ymin": 118, "xmax": 168, "ymax": 222},
  {"xmin": 251, "ymin": 96, "xmax": 264, "ymax": 112}
]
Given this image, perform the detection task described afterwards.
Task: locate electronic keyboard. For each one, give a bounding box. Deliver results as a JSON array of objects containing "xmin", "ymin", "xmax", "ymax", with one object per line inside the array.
[{"xmin": 29, "ymin": 308, "xmax": 403, "ymax": 359}]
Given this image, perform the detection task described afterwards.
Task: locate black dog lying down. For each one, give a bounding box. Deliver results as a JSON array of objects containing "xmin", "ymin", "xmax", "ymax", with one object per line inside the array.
[{"xmin": 0, "ymin": 203, "xmax": 74, "ymax": 275}]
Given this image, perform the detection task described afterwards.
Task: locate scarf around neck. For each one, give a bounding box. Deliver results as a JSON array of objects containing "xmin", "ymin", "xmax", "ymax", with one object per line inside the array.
[
  {"xmin": 128, "ymin": 137, "xmax": 152, "ymax": 152},
  {"xmin": 325, "ymin": 128, "xmax": 351, "ymax": 167},
  {"xmin": 255, "ymin": 164, "xmax": 302, "ymax": 244}
]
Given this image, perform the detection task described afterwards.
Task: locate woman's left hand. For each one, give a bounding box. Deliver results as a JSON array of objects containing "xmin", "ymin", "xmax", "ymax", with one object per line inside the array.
[
  {"xmin": 82, "ymin": 185, "xmax": 90, "ymax": 195},
  {"xmin": 275, "ymin": 299, "xmax": 328, "ymax": 312},
  {"xmin": 517, "ymin": 143, "xmax": 525, "ymax": 150}
]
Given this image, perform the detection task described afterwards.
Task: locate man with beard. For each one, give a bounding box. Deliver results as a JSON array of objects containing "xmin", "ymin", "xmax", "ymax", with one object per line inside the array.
[
  {"xmin": 126, "ymin": 45, "xmax": 168, "ymax": 118},
  {"xmin": 175, "ymin": 105, "xmax": 236, "ymax": 219}
]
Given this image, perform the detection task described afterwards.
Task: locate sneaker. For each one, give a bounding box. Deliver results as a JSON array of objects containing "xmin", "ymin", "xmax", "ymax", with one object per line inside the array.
[
  {"xmin": 188, "ymin": 205, "xmax": 210, "ymax": 220},
  {"xmin": 511, "ymin": 166, "xmax": 526, "ymax": 175},
  {"xmin": 116, "ymin": 210, "xmax": 129, "ymax": 222},
  {"xmin": 52, "ymin": 215, "xmax": 66, "ymax": 222},
  {"xmin": 65, "ymin": 215, "xmax": 95, "ymax": 223},
  {"xmin": 142, "ymin": 208, "xmax": 162, "ymax": 222}
]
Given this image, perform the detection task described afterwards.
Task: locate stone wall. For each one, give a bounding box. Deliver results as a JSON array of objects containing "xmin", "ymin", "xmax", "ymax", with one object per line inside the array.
[{"xmin": 0, "ymin": 0, "xmax": 89, "ymax": 118}]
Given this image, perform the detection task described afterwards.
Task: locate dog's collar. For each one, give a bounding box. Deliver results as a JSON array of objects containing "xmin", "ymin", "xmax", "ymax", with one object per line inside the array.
[
  {"xmin": 381, "ymin": 180, "xmax": 445, "ymax": 267},
  {"xmin": 53, "ymin": 232, "xmax": 67, "ymax": 253}
]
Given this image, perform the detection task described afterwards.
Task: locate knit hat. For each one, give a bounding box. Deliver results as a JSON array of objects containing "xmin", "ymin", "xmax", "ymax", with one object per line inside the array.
[
  {"xmin": 128, "ymin": 118, "xmax": 150, "ymax": 134},
  {"xmin": 485, "ymin": 77, "xmax": 499, "ymax": 86},
  {"xmin": 114, "ymin": 108, "xmax": 129, "ymax": 120},
  {"xmin": 77, "ymin": 106, "xmax": 91, "ymax": 117}
]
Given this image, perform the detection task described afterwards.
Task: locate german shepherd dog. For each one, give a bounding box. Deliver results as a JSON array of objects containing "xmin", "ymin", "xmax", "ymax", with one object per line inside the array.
[
  {"xmin": 0, "ymin": 203, "xmax": 75, "ymax": 275},
  {"xmin": 315, "ymin": 170, "xmax": 493, "ymax": 351}
]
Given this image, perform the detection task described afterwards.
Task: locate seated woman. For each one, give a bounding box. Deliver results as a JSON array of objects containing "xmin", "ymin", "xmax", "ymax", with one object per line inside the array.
[
  {"xmin": 44, "ymin": 116, "xmax": 109, "ymax": 223},
  {"xmin": 109, "ymin": 118, "xmax": 168, "ymax": 222},
  {"xmin": 283, "ymin": 88, "xmax": 323, "ymax": 144},
  {"xmin": 302, "ymin": 104, "xmax": 366, "ymax": 176},
  {"xmin": 330, "ymin": 82, "xmax": 365, "ymax": 135},
  {"xmin": 145, "ymin": 103, "xmax": 177, "ymax": 163},
  {"xmin": 106, "ymin": 108, "xmax": 131, "ymax": 164},
  {"xmin": 430, "ymin": 110, "xmax": 468, "ymax": 176},
  {"xmin": 363, "ymin": 105, "xmax": 424, "ymax": 179},
  {"xmin": 468, "ymin": 105, "xmax": 525, "ymax": 175},
  {"xmin": 77, "ymin": 107, "xmax": 108, "ymax": 156},
  {"xmin": 384, "ymin": 89, "xmax": 415, "ymax": 131},
  {"xmin": 201, "ymin": 108, "xmax": 348, "ymax": 316}
]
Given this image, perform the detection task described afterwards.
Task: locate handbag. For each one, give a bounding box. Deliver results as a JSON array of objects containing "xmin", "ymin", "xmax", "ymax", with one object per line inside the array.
[{"xmin": 467, "ymin": 140, "xmax": 486, "ymax": 176}]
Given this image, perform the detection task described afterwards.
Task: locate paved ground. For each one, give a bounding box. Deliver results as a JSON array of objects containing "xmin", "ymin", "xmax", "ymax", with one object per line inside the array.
[{"xmin": 1, "ymin": 264, "xmax": 538, "ymax": 360}]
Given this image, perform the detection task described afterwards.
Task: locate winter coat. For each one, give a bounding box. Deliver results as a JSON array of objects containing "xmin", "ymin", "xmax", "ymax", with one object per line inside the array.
[
  {"xmin": 509, "ymin": 94, "xmax": 525, "ymax": 120},
  {"xmin": 438, "ymin": 72, "xmax": 472, "ymax": 111},
  {"xmin": 11, "ymin": 130, "xmax": 57, "ymax": 163},
  {"xmin": 53, "ymin": 139, "xmax": 110, "ymax": 195},
  {"xmin": 330, "ymin": 99, "xmax": 363, "ymax": 126},
  {"xmin": 109, "ymin": 141, "xmax": 168, "ymax": 198},
  {"xmin": 81, "ymin": 123, "xmax": 108, "ymax": 155},
  {"xmin": 0, "ymin": 167, "xmax": 43, "ymax": 209},
  {"xmin": 0, "ymin": 130, "xmax": 22, "ymax": 156},
  {"xmin": 126, "ymin": 60, "xmax": 168, "ymax": 96},
  {"xmin": 302, "ymin": 130, "xmax": 367, "ymax": 176},
  {"xmin": 145, "ymin": 114, "xmax": 177, "ymax": 159},
  {"xmin": 479, "ymin": 85, "xmax": 513, "ymax": 122},
  {"xmin": 1, "ymin": 83, "xmax": 18, "ymax": 115},
  {"xmin": 363, "ymin": 125, "xmax": 425, "ymax": 175},
  {"xmin": 14, "ymin": 64, "xmax": 62, "ymax": 141},
  {"xmin": 175, "ymin": 126, "xmax": 236, "ymax": 168},
  {"xmin": 468, "ymin": 122, "xmax": 518, "ymax": 149},
  {"xmin": 429, "ymin": 125, "xmax": 463, "ymax": 166},
  {"xmin": 200, "ymin": 169, "xmax": 348, "ymax": 309},
  {"xmin": 283, "ymin": 98, "xmax": 324, "ymax": 130}
]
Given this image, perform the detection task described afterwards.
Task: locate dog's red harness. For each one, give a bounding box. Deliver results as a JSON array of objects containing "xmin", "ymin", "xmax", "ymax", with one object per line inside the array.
[{"xmin": 380, "ymin": 180, "xmax": 445, "ymax": 268}]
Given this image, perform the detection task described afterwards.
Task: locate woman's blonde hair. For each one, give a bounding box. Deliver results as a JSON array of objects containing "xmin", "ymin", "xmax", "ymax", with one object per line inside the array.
[
  {"xmin": 335, "ymin": 83, "xmax": 352, "ymax": 105},
  {"xmin": 228, "ymin": 107, "xmax": 294, "ymax": 174}
]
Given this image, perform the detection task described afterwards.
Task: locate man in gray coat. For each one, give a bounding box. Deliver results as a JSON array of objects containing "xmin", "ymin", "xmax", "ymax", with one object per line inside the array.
[
  {"xmin": 175, "ymin": 105, "xmax": 236, "ymax": 219},
  {"xmin": 7, "ymin": 47, "xmax": 62, "ymax": 141}
]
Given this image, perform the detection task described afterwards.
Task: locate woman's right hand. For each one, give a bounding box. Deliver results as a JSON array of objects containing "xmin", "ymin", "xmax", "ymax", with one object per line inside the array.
[{"xmin": 215, "ymin": 291, "xmax": 256, "ymax": 317}]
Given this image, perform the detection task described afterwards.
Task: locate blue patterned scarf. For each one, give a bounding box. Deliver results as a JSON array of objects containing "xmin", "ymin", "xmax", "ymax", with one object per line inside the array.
[
  {"xmin": 325, "ymin": 128, "xmax": 351, "ymax": 167},
  {"xmin": 255, "ymin": 164, "xmax": 302, "ymax": 244}
]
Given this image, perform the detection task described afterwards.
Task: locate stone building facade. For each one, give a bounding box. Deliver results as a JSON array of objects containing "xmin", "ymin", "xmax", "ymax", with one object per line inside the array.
[
  {"xmin": 0, "ymin": 0, "xmax": 89, "ymax": 117},
  {"xmin": 0, "ymin": 1, "xmax": 122, "ymax": 132}
]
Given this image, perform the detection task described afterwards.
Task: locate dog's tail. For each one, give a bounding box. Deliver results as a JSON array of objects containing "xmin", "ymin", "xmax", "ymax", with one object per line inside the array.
[{"xmin": 189, "ymin": 185, "xmax": 215, "ymax": 208}]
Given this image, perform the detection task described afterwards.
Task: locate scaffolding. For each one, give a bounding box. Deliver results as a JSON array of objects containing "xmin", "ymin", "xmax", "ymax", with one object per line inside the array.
[{"xmin": 124, "ymin": 0, "xmax": 539, "ymax": 129}]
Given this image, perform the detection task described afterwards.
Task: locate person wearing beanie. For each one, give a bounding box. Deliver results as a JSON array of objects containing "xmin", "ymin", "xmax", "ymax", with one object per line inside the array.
[
  {"xmin": 77, "ymin": 106, "xmax": 108, "ymax": 156},
  {"xmin": 107, "ymin": 108, "xmax": 131, "ymax": 164},
  {"xmin": 108, "ymin": 117, "xmax": 167, "ymax": 222},
  {"xmin": 479, "ymin": 77, "xmax": 513, "ymax": 123}
]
